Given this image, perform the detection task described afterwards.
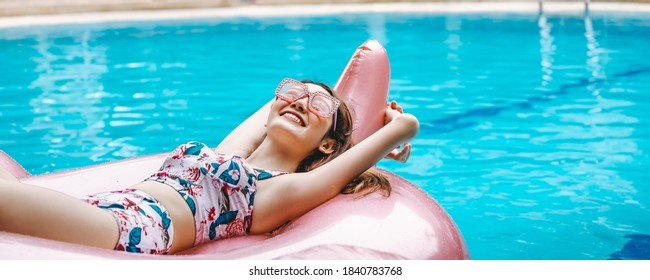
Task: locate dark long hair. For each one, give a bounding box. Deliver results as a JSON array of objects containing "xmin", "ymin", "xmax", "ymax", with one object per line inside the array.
[{"xmin": 295, "ymin": 80, "xmax": 391, "ymax": 199}]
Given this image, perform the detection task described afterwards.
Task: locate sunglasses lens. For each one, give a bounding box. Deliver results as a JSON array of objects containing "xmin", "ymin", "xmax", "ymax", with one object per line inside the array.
[
  {"xmin": 278, "ymin": 83, "xmax": 304, "ymax": 100},
  {"xmin": 310, "ymin": 94, "xmax": 337, "ymax": 117}
]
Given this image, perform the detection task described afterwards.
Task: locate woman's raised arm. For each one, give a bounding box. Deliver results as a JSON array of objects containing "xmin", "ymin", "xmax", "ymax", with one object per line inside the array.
[
  {"xmin": 214, "ymin": 99, "xmax": 274, "ymax": 157},
  {"xmin": 265, "ymin": 105, "xmax": 419, "ymax": 223}
]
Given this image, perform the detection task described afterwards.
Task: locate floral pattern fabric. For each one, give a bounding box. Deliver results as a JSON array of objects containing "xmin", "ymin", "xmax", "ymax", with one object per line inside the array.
[
  {"xmin": 81, "ymin": 189, "xmax": 173, "ymax": 255},
  {"xmin": 145, "ymin": 141, "xmax": 287, "ymax": 246}
]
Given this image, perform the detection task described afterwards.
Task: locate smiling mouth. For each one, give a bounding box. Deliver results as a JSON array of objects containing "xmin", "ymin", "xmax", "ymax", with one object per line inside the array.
[{"xmin": 282, "ymin": 111, "xmax": 306, "ymax": 127}]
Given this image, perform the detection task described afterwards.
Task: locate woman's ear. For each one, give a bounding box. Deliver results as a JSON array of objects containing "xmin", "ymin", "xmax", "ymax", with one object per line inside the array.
[{"xmin": 318, "ymin": 138, "xmax": 336, "ymax": 155}]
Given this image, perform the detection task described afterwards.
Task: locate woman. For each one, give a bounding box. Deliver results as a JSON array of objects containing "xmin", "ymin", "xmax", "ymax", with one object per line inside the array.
[{"xmin": 0, "ymin": 78, "xmax": 419, "ymax": 255}]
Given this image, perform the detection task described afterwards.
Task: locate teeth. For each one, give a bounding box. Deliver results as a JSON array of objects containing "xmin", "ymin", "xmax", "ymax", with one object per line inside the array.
[{"xmin": 284, "ymin": 112, "xmax": 304, "ymax": 126}]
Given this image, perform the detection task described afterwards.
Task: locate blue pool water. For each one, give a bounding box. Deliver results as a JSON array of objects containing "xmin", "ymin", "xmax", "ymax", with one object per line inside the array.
[{"xmin": 1, "ymin": 11, "xmax": 649, "ymax": 260}]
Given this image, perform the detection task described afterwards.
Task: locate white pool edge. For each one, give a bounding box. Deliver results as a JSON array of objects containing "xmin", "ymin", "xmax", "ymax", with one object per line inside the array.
[{"xmin": 1, "ymin": 2, "xmax": 650, "ymax": 28}]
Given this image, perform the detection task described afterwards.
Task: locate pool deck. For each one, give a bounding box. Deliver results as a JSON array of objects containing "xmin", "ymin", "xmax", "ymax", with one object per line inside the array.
[{"xmin": 1, "ymin": 2, "xmax": 650, "ymax": 28}]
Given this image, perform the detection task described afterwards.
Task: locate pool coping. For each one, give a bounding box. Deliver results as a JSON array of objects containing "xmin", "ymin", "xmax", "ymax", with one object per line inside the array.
[{"xmin": 1, "ymin": 2, "xmax": 650, "ymax": 28}]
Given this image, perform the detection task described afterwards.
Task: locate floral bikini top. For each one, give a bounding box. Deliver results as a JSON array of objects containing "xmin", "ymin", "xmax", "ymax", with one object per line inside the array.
[{"xmin": 145, "ymin": 141, "xmax": 288, "ymax": 246}]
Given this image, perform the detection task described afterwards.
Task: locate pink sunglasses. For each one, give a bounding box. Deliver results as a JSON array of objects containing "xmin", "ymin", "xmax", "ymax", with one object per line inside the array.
[{"xmin": 275, "ymin": 78, "xmax": 340, "ymax": 131}]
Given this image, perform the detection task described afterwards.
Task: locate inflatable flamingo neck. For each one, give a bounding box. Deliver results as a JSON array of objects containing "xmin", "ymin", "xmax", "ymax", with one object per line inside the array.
[{"xmin": 334, "ymin": 40, "xmax": 390, "ymax": 144}]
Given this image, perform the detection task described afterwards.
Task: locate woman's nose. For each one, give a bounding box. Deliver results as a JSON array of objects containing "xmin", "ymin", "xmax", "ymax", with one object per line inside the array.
[{"xmin": 290, "ymin": 96, "xmax": 308, "ymax": 112}]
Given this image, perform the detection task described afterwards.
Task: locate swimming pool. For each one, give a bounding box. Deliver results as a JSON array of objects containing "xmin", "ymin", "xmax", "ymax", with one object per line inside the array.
[{"xmin": 1, "ymin": 8, "xmax": 649, "ymax": 260}]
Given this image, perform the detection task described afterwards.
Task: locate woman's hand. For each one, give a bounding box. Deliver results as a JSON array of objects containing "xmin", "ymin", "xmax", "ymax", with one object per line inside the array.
[
  {"xmin": 384, "ymin": 143, "xmax": 411, "ymax": 163},
  {"xmin": 383, "ymin": 100, "xmax": 413, "ymax": 163},
  {"xmin": 384, "ymin": 100, "xmax": 403, "ymax": 125}
]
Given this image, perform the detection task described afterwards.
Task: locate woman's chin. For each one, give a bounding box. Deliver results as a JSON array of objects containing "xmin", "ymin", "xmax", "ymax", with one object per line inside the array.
[
  {"xmin": 267, "ymin": 123, "xmax": 321, "ymax": 148},
  {"xmin": 267, "ymin": 123, "xmax": 301, "ymax": 139}
]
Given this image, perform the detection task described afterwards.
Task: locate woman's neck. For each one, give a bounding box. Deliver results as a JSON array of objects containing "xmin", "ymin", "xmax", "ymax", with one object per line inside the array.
[{"xmin": 246, "ymin": 137, "xmax": 305, "ymax": 173}]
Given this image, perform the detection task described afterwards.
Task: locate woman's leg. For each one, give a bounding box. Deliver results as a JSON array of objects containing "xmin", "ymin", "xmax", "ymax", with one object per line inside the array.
[{"xmin": 0, "ymin": 178, "xmax": 119, "ymax": 249}]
